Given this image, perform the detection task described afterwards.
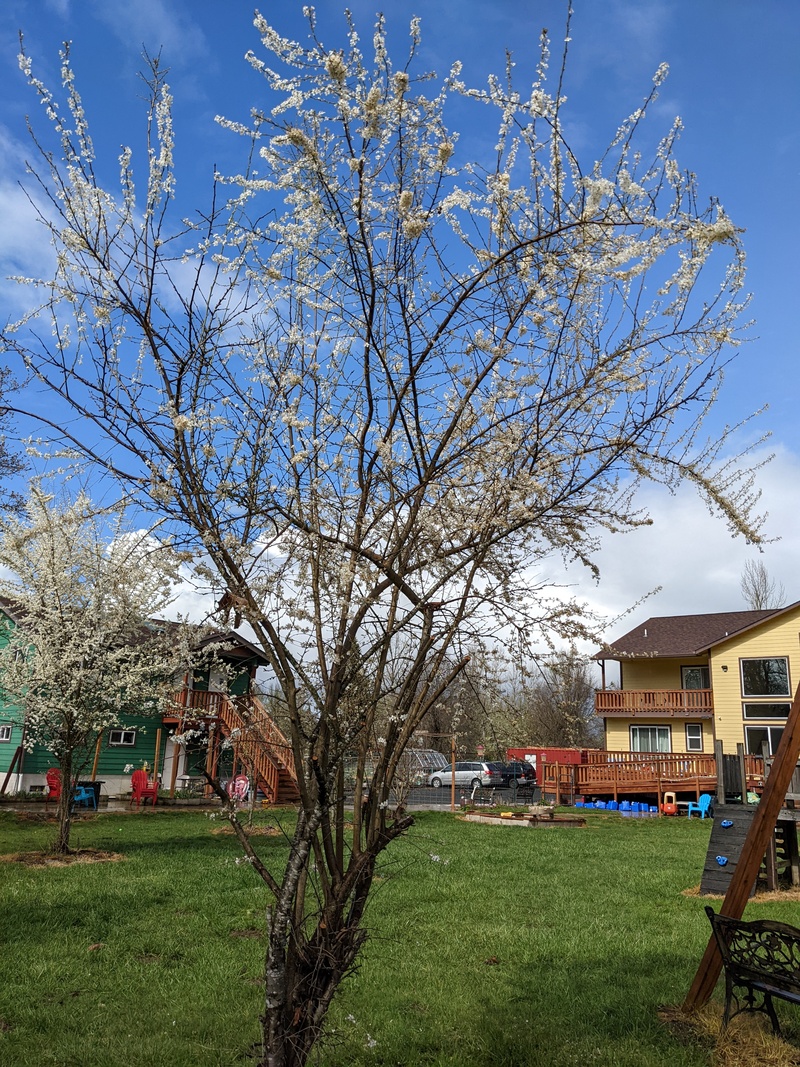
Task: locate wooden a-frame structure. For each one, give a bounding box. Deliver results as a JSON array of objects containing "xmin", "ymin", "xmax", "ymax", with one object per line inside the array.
[{"xmin": 684, "ymin": 682, "xmax": 800, "ymax": 1011}]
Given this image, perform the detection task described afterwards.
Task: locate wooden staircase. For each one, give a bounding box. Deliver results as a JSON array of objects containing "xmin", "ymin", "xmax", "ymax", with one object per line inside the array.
[{"xmin": 216, "ymin": 695, "xmax": 301, "ymax": 805}]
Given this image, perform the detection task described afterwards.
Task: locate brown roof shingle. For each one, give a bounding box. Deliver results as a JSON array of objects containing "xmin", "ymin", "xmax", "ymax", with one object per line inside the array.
[{"xmin": 596, "ymin": 607, "xmax": 798, "ymax": 660}]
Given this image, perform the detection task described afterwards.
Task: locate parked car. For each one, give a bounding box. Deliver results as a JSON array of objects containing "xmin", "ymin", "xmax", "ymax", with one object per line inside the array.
[
  {"xmin": 496, "ymin": 761, "xmax": 536, "ymax": 787},
  {"xmin": 428, "ymin": 762, "xmax": 504, "ymax": 789},
  {"xmin": 344, "ymin": 748, "xmax": 448, "ymax": 792}
]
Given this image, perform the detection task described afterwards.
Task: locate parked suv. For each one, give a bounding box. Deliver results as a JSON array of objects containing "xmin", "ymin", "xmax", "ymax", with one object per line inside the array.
[
  {"xmin": 496, "ymin": 761, "xmax": 536, "ymax": 787},
  {"xmin": 428, "ymin": 762, "xmax": 504, "ymax": 789}
]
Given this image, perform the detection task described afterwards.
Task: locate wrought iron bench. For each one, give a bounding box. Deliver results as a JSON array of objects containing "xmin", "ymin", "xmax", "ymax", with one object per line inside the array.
[
  {"xmin": 705, "ymin": 905, "xmax": 800, "ymax": 1034},
  {"xmin": 470, "ymin": 784, "xmax": 497, "ymax": 807}
]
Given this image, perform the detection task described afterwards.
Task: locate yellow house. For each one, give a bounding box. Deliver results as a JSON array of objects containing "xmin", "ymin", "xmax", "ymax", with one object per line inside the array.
[{"xmin": 595, "ymin": 605, "xmax": 800, "ymax": 757}]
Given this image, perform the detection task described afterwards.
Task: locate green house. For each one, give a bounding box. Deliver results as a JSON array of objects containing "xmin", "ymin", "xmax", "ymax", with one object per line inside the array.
[{"xmin": 0, "ymin": 609, "xmax": 300, "ymax": 804}]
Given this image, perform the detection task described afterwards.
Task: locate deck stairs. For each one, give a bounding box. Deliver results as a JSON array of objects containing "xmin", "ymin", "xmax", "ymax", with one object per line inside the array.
[{"xmin": 216, "ymin": 695, "xmax": 301, "ymax": 805}]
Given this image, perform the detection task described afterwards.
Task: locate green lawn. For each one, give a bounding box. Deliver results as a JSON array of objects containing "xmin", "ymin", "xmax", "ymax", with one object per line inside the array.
[{"xmin": 1, "ymin": 807, "xmax": 798, "ymax": 1066}]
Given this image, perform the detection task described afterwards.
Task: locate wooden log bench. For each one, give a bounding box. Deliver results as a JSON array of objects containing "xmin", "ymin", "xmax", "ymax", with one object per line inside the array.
[{"xmin": 706, "ymin": 905, "xmax": 800, "ymax": 1033}]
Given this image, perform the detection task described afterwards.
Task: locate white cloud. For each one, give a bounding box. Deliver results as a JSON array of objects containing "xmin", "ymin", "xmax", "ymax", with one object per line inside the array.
[
  {"xmin": 566, "ymin": 445, "xmax": 798, "ymax": 646},
  {"xmin": 89, "ymin": 0, "xmax": 207, "ymax": 66},
  {"xmin": 608, "ymin": 0, "xmax": 672, "ymax": 56},
  {"xmin": 163, "ymin": 578, "xmax": 218, "ymax": 626},
  {"xmin": 0, "ymin": 127, "xmax": 57, "ymax": 318}
]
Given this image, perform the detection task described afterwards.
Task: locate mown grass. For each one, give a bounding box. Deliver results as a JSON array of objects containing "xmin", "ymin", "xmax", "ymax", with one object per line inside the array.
[{"xmin": 1, "ymin": 807, "xmax": 800, "ymax": 1066}]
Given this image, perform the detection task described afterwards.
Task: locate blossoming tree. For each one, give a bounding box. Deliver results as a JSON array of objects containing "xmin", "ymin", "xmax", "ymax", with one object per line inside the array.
[
  {"xmin": 3, "ymin": 12, "xmax": 764, "ymax": 1065},
  {"xmin": 0, "ymin": 486, "xmax": 186, "ymax": 853}
]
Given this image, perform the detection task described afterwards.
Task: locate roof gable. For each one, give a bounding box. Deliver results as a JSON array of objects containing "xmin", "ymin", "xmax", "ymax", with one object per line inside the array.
[
  {"xmin": 597, "ymin": 603, "xmax": 800, "ymax": 660},
  {"xmin": 0, "ymin": 596, "xmax": 268, "ymax": 666}
]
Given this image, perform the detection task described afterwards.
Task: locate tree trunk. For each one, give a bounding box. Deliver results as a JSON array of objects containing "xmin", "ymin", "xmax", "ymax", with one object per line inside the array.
[
  {"xmin": 260, "ymin": 883, "xmax": 371, "ymax": 1067},
  {"xmin": 54, "ymin": 756, "xmax": 73, "ymax": 854},
  {"xmin": 257, "ymin": 796, "xmax": 411, "ymax": 1067}
]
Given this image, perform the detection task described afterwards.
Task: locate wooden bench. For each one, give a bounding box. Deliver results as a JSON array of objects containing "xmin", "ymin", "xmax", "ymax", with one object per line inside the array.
[{"xmin": 706, "ymin": 905, "xmax": 800, "ymax": 1033}]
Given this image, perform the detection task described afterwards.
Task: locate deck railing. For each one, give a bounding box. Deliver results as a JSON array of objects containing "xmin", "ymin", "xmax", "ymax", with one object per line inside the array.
[
  {"xmin": 540, "ymin": 750, "xmax": 766, "ymax": 804},
  {"xmin": 595, "ymin": 688, "xmax": 714, "ymax": 716},
  {"xmin": 168, "ymin": 689, "xmax": 227, "ymax": 718}
]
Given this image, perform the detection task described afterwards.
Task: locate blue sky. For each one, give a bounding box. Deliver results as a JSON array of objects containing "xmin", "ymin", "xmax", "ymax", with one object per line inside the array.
[{"xmin": 0, "ymin": 0, "xmax": 798, "ymax": 637}]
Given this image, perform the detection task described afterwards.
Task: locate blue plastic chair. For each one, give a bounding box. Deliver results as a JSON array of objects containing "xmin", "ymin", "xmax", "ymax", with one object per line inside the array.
[
  {"xmin": 687, "ymin": 793, "xmax": 713, "ymax": 819},
  {"xmin": 72, "ymin": 784, "xmax": 97, "ymax": 810}
]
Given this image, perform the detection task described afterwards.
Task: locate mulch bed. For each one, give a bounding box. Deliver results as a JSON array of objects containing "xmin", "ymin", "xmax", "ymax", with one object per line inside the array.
[
  {"xmin": 0, "ymin": 848, "xmax": 124, "ymax": 867},
  {"xmin": 659, "ymin": 1003, "xmax": 800, "ymax": 1066}
]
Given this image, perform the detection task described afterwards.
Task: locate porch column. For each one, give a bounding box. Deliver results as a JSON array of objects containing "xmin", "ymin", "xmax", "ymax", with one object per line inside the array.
[
  {"xmin": 168, "ymin": 738, "xmax": 181, "ymax": 797},
  {"xmin": 204, "ymin": 724, "xmax": 216, "ymax": 796}
]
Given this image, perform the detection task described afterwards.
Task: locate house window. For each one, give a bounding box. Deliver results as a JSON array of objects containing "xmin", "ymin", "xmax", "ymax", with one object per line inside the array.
[
  {"xmin": 0, "ymin": 724, "xmax": 11, "ymax": 743},
  {"xmin": 742, "ymin": 703, "xmax": 791, "ymax": 719},
  {"xmin": 108, "ymin": 729, "xmax": 137, "ymax": 746},
  {"xmin": 685, "ymin": 723, "xmax": 704, "ymax": 752},
  {"xmin": 630, "ymin": 725, "xmax": 671, "ymax": 753},
  {"xmin": 745, "ymin": 725, "xmax": 784, "ymax": 756},
  {"xmin": 682, "ymin": 666, "xmax": 710, "ymax": 690},
  {"xmin": 740, "ymin": 657, "xmax": 790, "ymax": 697}
]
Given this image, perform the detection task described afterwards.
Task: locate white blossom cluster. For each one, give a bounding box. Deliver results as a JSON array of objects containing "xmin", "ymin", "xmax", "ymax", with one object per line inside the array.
[{"xmin": 0, "ymin": 487, "xmax": 189, "ymax": 775}]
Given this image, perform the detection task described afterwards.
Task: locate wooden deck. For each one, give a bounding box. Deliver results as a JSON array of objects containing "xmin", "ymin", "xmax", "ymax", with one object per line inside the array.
[
  {"xmin": 595, "ymin": 688, "xmax": 714, "ymax": 717},
  {"xmin": 541, "ymin": 751, "xmax": 765, "ymax": 804}
]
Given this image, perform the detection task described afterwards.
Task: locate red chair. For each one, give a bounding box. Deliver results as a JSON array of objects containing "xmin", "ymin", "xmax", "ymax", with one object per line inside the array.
[
  {"xmin": 130, "ymin": 769, "xmax": 158, "ymax": 808},
  {"xmin": 45, "ymin": 768, "xmax": 62, "ymax": 807}
]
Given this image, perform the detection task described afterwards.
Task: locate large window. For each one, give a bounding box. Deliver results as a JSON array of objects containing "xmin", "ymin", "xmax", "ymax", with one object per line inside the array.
[
  {"xmin": 743, "ymin": 703, "xmax": 791, "ymax": 719},
  {"xmin": 630, "ymin": 726, "xmax": 671, "ymax": 753},
  {"xmin": 745, "ymin": 725, "xmax": 785, "ymax": 756},
  {"xmin": 740, "ymin": 657, "xmax": 790, "ymax": 697},
  {"xmin": 685, "ymin": 723, "xmax": 704, "ymax": 752}
]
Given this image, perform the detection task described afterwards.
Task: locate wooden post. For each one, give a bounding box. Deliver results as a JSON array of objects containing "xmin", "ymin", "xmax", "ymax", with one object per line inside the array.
[
  {"xmin": 786, "ymin": 821, "xmax": 800, "ymax": 887},
  {"xmin": 210, "ymin": 728, "xmax": 220, "ymax": 785},
  {"xmin": 90, "ymin": 733, "xmax": 103, "ymax": 781},
  {"xmin": 168, "ymin": 736, "xmax": 180, "ymax": 797},
  {"xmin": 153, "ymin": 728, "xmax": 162, "ymax": 788},
  {"xmin": 204, "ymin": 725, "xmax": 216, "ymax": 796},
  {"xmin": 450, "ymin": 734, "xmax": 456, "ymax": 813},
  {"xmin": 0, "ymin": 745, "xmax": 23, "ymax": 795},
  {"xmin": 684, "ymin": 681, "xmax": 800, "ymax": 1012},
  {"xmin": 714, "ymin": 740, "xmax": 725, "ymax": 806},
  {"xmin": 736, "ymin": 743, "xmax": 748, "ymax": 803}
]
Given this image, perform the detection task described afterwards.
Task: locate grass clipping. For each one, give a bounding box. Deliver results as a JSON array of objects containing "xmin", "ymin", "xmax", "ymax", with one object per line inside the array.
[{"xmin": 660, "ymin": 1003, "xmax": 800, "ymax": 1066}]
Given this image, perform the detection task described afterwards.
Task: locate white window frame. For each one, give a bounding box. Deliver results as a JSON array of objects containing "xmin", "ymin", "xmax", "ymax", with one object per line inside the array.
[
  {"xmin": 681, "ymin": 666, "xmax": 710, "ymax": 690},
  {"xmin": 740, "ymin": 657, "xmax": 790, "ymax": 697},
  {"xmin": 630, "ymin": 725, "xmax": 671, "ymax": 753},
  {"xmin": 0, "ymin": 724, "xmax": 12, "ymax": 743},
  {"xmin": 685, "ymin": 723, "xmax": 703, "ymax": 752},
  {"xmin": 108, "ymin": 728, "xmax": 137, "ymax": 746},
  {"xmin": 745, "ymin": 724, "xmax": 785, "ymax": 756},
  {"xmin": 742, "ymin": 702, "xmax": 791, "ymax": 720}
]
